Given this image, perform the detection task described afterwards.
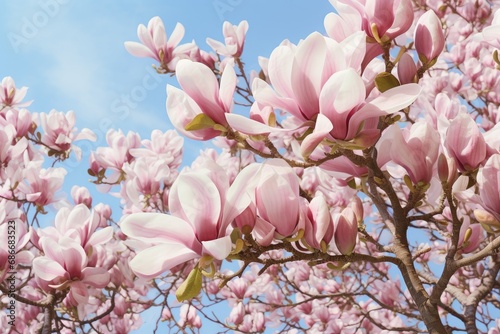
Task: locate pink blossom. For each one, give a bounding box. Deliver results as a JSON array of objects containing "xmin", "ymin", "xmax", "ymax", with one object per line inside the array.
[
  {"xmin": 206, "ymin": 20, "xmax": 249, "ymax": 57},
  {"xmin": 445, "ymin": 113, "xmax": 487, "ymax": 172},
  {"xmin": 71, "ymin": 185, "xmax": 92, "ymax": 208},
  {"xmin": 179, "ymin": 304, "xmax": 202, "ymax": 328},
  {"xmin": 303, "ymin": 195, "xmax": 334, "ymax": 250},
  {"xmin": 252, "ymin": 32, "xmax": 366, "ymax": 123},
  {"xmin": 414, "ymin": 10, "xmax": 445, "ymax": 63},
  {"xmin": 94, "ymin": 129, "xmax": 141, "ymax": 171},
  {"xmin": 17, "ymin": 165, "xmax": 67, "ymax": 208},
  {"xmin": 37, "ymin": 110, "xmax": 96, "ymax": 160},
  {"xmin": 301, "ymin": 68, "xmax": 421, "ymax": 156},
  {"xmin": 32, "ymin": 236, "xmax": 110, "ymax": 305},
  {"xmin": 35, "ymin": 204, "xmax": 113, "ymax": 259},
  {"xmin": 0, "ymin": 108, "xmax": 34, "ymax": 138},
  {"xmin": 334, "ymin": 207, "xmax": 358, "ymax": 255},
  {"xmin": 397, "ymin": 52, "xmax": 417, "ymax": 84},
  {"xmin": 166, "ymin": 59, "xmax": 236, "ymax": 140},
  {"xmin": 124, "ymin": 17, "xmax": 191, "ymax": 72},
  {"xmin": 230, "ymin": 159, "xmax": 303, "ymax": 243},
  {"xmin": 0, "ymin": 77, "xmax": 31, "ymax": 109},
  {"xmin": 477, "ymin": 154, "xmax": 500, "ymax": 221},
  {"xmin": 377, "ymin": 122, "xmax": 440, "ymax": 185},
  {"xmin": 121, "ymin": 161, "xmax": 244, "ymax": 279},
  {"xmin": 478, "ymin": 9, "xmax": 500, "ymax": 49}
]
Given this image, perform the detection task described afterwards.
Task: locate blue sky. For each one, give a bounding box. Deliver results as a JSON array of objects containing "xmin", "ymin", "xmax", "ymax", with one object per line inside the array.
[{"xmin": 0, "ymin": 1, "xmax": 335, "ymax": 332}]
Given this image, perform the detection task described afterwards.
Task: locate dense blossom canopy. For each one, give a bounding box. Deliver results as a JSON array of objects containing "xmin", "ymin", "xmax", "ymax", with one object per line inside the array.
[{"xmin": 2, "ymin": 0, "xmax": 500, "ymax": 333}]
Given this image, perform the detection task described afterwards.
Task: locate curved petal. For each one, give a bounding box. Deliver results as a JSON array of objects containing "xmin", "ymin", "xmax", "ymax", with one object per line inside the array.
[
  {"xmin": 124, "ymin": 41, "xmax": 156, "ymax": 59},
  {"xmin": 176, "ymin": 60, "xmax": 226, "ymax": 125},
  {"xmin": 81, "ymin": 267, "xmax": 110, "ymax": 288},
  {"xmin": 121, "ymin": 212, "xmax": 199, "ymax": 252},
  {"xmin": 129, "ymin": 243, "xmax": 198, "ymax": 280},
  {"xmin": 219, "ymin": 62, "xmax": 237, "ymax": 113},
  {"xmin": 202, "ymin": 235, "xmax": 232, "ymax": 260},
  {"xmin": 301, "ymin": 114, "xmax": 333, "ymax": 157},
  {"xmin": 170, "ymin": 173, "xmax": 221, "ymax": 242},
  {"xmin": 33, "ymin": 257, "xmax": 67, "ymax": 282}
]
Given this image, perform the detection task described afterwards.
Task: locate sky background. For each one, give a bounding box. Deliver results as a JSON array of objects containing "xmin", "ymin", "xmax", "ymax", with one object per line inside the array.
[{"xmin": 0, "ymin": 1, "xmax": 335, "ymax": 332}]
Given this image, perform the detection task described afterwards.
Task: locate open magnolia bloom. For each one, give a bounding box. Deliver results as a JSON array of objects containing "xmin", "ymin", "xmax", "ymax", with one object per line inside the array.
[{"xmin": 121, "ymin": 161, "xmax": 245, "ymax": 279}]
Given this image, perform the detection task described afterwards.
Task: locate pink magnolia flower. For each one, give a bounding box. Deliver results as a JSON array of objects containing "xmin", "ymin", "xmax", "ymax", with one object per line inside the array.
[
  {"xmin": 206, "ymin": 20, "xmax": 249, "ymax": 58},
  {"xmin": 71, "ymin": 185, "xmax": 92, "ymax": 208},
  {"xmin": 121, "ymin": 161, "xmax": 244, "ymax": 279},
  {"xmin": 326, "ymin": 0, "xmax": 413, "ymax": 42},
  {"xmin": 230, "ymin": 159, "xmax": 304, "ymax": 244},
  {"xmin": 445, "ymin": 113, "xmax": 487, "ymax": 172},
  {"xmin": 251, "ymin": 32, "xmax": 366, "ymax": 123},
  {"xmin": 34, "ymin": 204, "xmax": 113, "ymax": 261},
  {"xmin": 477, "ymin": 154, "xmax": 500, "ymax": 221},
  {"xmin": 301, "ymin": 68, "xmax": 421, "ymax": 156},
  {"xmin": 166, "ymin": 59, "xmax": 236, "ymax": 140},
  {"xmin": 124, "ymin": 17, "xmax": 191, "ymax": 72},
  {"xmin": 17, "ymin": 165, "xmax": 67, "ymax": 208},
  {"xmin": 0, "ymin": 108, "xmax": 34, "ymax": 138},
  {"xmin": 397, "ymin": 52, "xmax": 417, "ymax": 84},
  {"xmin": 0, "ymin": 76, "xmax": 31, "ymax": 109},
  {"xmin": 377, "ymin": 122, "xmax": 440, "ymax": 185},
  {"xmin": 94, "ymin": 129, "xmax": 141, "ymax": 171},
  {"xmin": 478, "ymin": 9, "xmax": 500, "ymax": 49},
  {"xmin": 414, "ymin": 10, "xmax": 445, "ymax": 63},
  {"xmin": 334, "ymin": 207, "xmax": 358, "ymax": 255},
  {"xmin": 37, "ymin": 110, "xmax": 96, "ymax": 160},
  {"xmin": 32, "ymin": 236, "xmax": 110, "ymax": 305},
  {"xmin": 303, "ymin": 195, "xmax": 334, "ymax": 250}
]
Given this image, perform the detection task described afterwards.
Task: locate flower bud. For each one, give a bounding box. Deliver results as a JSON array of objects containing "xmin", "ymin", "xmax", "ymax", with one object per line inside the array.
[{"xmin": 414, "ymin": 10, "xmax": 445, "ymax": 64}]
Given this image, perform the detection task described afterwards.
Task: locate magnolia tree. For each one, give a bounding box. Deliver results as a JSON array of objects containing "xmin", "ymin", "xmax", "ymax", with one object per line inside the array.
[{"xmin": 2, "ymin": 0, "xmax": 500, "ymax": 333}]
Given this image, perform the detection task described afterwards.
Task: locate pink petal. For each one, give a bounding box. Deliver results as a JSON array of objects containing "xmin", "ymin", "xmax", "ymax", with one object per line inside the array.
[
  {"xmin": 124, "ymin": 41, "xmax": 156, "ymax": 59},
  {"xmin": 81, "ymin": 267, "xmax": 110, "ymax": 288},
  {"xmin": 170, "ymin": 173, "xmax": 221, "ymax": 241},
  {"xmin": 33, "ymin": 257, "xmax": 67, "ymax": 281},
  {"xmin": 218, "ymin": 62, "xmax": 237, "ymax": 113},
  {"xmin": 202, "ymin": 235, "xmax": 232, "ymax": 260},
  {"xmin": 176, "ymin": 60, "xmax": 226, "ymax": 125},
  {"xmin": 121, "ymin": 212, "xmax": 199, "ymax": 251},
  {"xmin": 129, "ymin": 243, "xmax": 198, "ymax": 280},
  {"xmin": 301, "ymin": 114, "xmax": 333, "ymax": 157}
]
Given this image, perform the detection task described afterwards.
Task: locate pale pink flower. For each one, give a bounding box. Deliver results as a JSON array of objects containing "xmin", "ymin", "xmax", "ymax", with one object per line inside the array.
[
  {"xmin": 0, "ymin": 108, "xmax": 34, "ymax": 138},
  {"xmin": 230, "ymin": 159, "xmax": 303, "ymax": 243},
  {"xmin": 397, "ymin": 52, "xmax": 417, "ymax": 84},
  {"xmin": 477, "ymin": 154, "xmax": 500, "ymax": 221},
  {"xmin": 17, "ymin": 166, "xmax": 67, "ymax": 208},
  {"xmin": 0, "ymin": 76, "xmax": 31, "ymax": 109},
  {"xmin": 333, "ymin": 207, "xmax": 358, "ymax": 255},
  {"xmin": 124, "ymin": 17, "xmax": 190, "ymax": 72},
  {"xmin": 478, "ymin": 9, "xmax": 500, "ymax": 49},
  {"xmin": 35, "ymin": 204, "xmax": 113, "ymax": 258},
  {"xmin": 445, "ymin": 113, "xmax": 487, "ymax": 172},
  {"xmin": 414, "ymin": 10, "xmax": 445, "ymax": 63},
  {"xmin": 206, "ymin": 20, "xmax": 249, "ymax": 57},
  {"xmin": 377, "ymin": 122, "xmax": 440, "ymax": 184},
  {"xmin": 32, "ymin": 236, "xmax": 110, "ymax": 305},
  {"xmin": 121, "ymin": 161, "xmax": 244, "ymax": 279},
  {"xmin": 251, "ymin": 32, "xmax": 366, "ymax": 123},
  {"xmin": 71, "ymin": 185, "xmax": 92, "ymax": 208},
  {"xmin": 37, "ymin": 110, "xmax": 96, "ymax": 160},
  {"xmin": 94, "ymin": 129, "xmax": 141, "ymax": 171},
  {"xmin": 301, "ymin": 68, "xmax": 421, "ymax": 156},
  {"xmin": 166, "ymin": 59, "xmax": 236, "ymax": 140},
  {"xmin": 179, "ymin": 304, "xmax": 202, "ymax": 328},
  {"xmin": 303, "ymin": 195, "xmax": 334, "ymax": 250}
]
